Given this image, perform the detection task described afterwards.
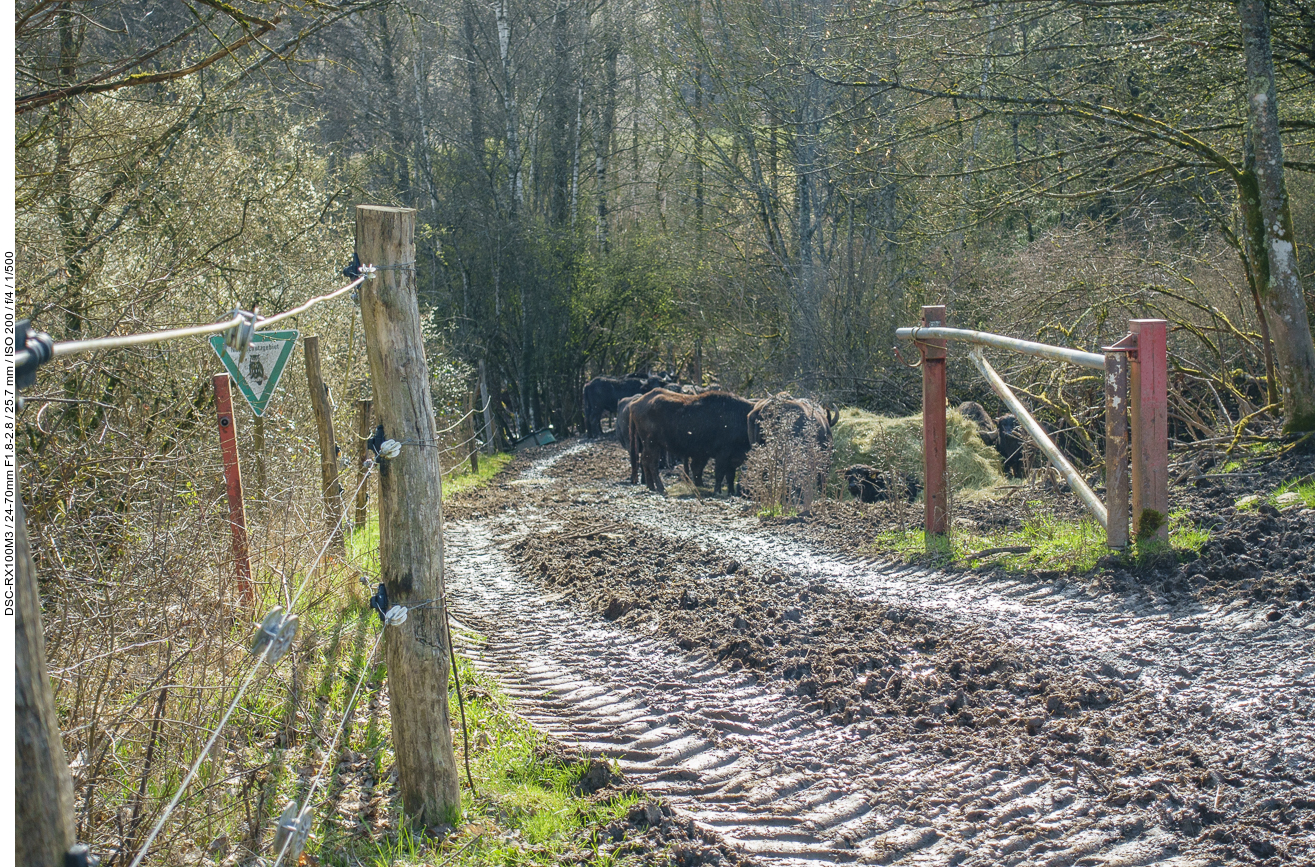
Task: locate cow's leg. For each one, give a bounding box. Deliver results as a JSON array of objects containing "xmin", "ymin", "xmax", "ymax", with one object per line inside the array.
[
  {"xmin": 642, "ymin": 442, "xmax": 665, "ymax": 494},
  {"xmin": 629, "ymin": 435, "xmax": 641, "ymax": 484}
]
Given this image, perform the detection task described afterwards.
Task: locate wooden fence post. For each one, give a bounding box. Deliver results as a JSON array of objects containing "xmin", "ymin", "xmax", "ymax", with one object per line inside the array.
[
  {"xmin": 355, "ymin": 398, "xmax": 373, "ymax": 530},
  {"xmin": 304, "ymin": 335, "xmax": 345, "ymax": 547},
  {"xmin": 1129, "ymin": 319, "xmax": 1169, "ymax": 543},
  {"xmin": 920, "ymin": 305, "xmax": 948, "ymax": 541},
  {"xmin": 15, "ymin": 470, "xmax": 78, "ymax": 867},
  {"xmin": 478, "ymin": 359, "xmax": 495, "ymax": 454},
  {"xmin": 466, "ymin": 390, "xmax": 479, "ymax": 474},
  {"xmin": 214, "ymin": 374, "xmax": 255, "ymax": 607},
  {"xmin": 356, "ymin": 204, "xmax": 461, "ymax": 827}
]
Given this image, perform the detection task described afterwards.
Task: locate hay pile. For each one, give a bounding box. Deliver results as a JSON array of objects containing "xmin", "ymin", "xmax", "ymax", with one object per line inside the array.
[{"xmin": 831, "ymin": 407, "xmax": 1006, "ymax": 494}]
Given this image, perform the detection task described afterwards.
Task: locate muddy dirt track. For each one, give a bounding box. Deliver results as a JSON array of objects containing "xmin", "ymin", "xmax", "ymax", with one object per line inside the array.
[{"xmin": 443, "ymin": 441, "xmax": 1315, "ymax": 866}]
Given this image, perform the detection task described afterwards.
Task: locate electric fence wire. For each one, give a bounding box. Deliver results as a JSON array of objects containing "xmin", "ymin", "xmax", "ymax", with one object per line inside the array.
[
  {"xmin": 269, "ymin": 621, "xmax": 388, "ymax": 867},
  {"xmin": 10, "ymin": 276, "xmax": 366, "ymax": 368},
  {"xmin": 433, "ymin": 396, "xmax": 492, "ymax": 437},
  {"xmin": 125, "ymin": 467, "xmax": 376, "ymax": 867}
]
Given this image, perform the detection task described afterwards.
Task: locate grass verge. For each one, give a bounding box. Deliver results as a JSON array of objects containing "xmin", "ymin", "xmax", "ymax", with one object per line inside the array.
[
  {"xmin": 871, "ymin": 502, "xmax": 1212, "ymax": 575},
  {"xmin": 235, "ymin": 450, "xmax": 649, "ymax": 865},
  {"xmin": 320, "ymin": 655, "xmax": 643, "ymax": 867}
]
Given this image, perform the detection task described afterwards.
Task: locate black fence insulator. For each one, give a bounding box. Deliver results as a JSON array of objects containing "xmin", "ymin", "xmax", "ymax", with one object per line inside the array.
[
  {"xmin": 342, "ymin": 253, "xmax": 362, "ymax": 280},
  {"xmin": 369, "ymin": 584, "xmax": 389, "ymax": 624},
  {"xmin": 366, "ymin": 424, "xmax": 391, "ymax": 475},
  {"xmin": 16, "ymin": 319, "xmax": 54, "ymax": 390},
  {"xmin": 66, "ymin": 843, "xmax": 100, "ymax": 867}
]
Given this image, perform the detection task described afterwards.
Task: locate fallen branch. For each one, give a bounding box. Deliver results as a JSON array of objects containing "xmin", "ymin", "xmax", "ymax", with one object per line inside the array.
[{"xmin": 965, "ymin": 545, "xmax": 1033, "ymax": 560}]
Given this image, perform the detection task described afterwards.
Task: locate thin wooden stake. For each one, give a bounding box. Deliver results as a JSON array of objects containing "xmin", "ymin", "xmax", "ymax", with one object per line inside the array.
[
  {"xmin": 15, "ymin": 469, "xmax": 78, "ymax": 867},
  {"xmin": 356, "ymin": 398, "xmax": 373, "ymax": 530},
  {"xmin": 466, "ymin": 390, "xmax": 479, "ymax": 475},
  {"xmin": 214, "ymin": 373, "xmax": 255, "ymax": 607},
  {"xmin": 305, "ymin": 335, "xmax": 345, "ymax": 547}
]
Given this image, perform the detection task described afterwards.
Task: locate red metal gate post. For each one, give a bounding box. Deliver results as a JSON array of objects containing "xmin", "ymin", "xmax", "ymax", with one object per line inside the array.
[
  {"xmin": 1128, "ymin": 319, "xmax": 1168, "ymax": 543},
  {"xmin": 214, "ymin": 373, "xmax": 255, "ymax": 607},
  {"xmin": 920, "ymin": 305, "xmax": 948, "ymax": 542},
  {"xmin": 1103, "ymin": 350, "xmax": 1131, "ymax": 549}
]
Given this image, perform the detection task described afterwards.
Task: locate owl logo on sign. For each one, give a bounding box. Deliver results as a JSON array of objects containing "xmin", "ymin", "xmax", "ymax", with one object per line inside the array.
[{"xmin": 247, "ymin": 356, "xmax": 267, "ymax": 386}]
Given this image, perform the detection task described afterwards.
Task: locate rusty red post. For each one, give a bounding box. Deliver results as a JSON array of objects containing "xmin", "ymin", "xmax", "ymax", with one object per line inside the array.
[
  {"xmin": 920, "ymin": 305, "xmax": 948, "ymax": 541},
  {"xmin": 214, "ymin": 373, "xmax": 255, "ymax": 607},
  {"xmin": 1128, "ymin": 319, "xmax": 1168, "ymax": 543}
]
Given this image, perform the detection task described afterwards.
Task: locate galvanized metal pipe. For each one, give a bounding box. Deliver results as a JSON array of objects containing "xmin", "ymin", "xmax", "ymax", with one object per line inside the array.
[
  {"xmin": 895, "ymin": 326, "xmax": 1106, "ymax": 370},
  {"xmin": 967, "ymin": 349, "xmax": 1109, "ymax": 530}
]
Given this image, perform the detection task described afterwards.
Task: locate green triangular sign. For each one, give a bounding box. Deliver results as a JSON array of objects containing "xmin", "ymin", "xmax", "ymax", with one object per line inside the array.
[{"xmin": 209, "ymin": 330, "xmax": 298, "ymax": 417}]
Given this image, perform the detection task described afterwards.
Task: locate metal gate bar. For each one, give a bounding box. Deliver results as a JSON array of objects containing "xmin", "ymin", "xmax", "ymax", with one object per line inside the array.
[{"xmin": 895, "ymin": 307, "xmax": 1168, "ymax": 550}]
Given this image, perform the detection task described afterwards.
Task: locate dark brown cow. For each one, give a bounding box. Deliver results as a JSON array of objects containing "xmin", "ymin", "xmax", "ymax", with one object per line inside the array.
[
  {"xmin": 616, "ymin": 394, "xmax": 639, "ymax": 451},
  {"xmin": 628, "ymin": 390, "xmax": 755, "ymax": 495},
  {"xmin": 583, "ymin": 374, "xmax": 667, "ymax": 437}
]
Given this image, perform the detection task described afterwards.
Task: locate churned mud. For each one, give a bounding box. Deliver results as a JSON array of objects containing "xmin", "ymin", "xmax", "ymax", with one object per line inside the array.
[{"xmin": 443, "ymin": 440, "xmax": 1315, "ymax": 866}]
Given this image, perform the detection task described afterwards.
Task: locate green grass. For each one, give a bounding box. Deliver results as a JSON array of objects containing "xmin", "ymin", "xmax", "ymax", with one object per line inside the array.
[
  {"xmin": 872, "ymin": 502, "xmax": 1213, "ymax": 575},
  {"xmin": 327, "ymin": 656, "xmax": 641, "ymax": 867},
  {"xmin": 445, "ymin": 452, "xmax": 515, "ymax": 498},
  {"xmin": 1271, "ymin": 476, "xmax": 1315, "ymax": 509}
]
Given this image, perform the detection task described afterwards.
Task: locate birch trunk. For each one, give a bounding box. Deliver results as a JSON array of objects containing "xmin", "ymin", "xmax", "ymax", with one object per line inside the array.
[
  {"xmin": 1238, "ymin": 0, "xmax": 1315, "ymax": 432},
  {"xmin": 497, "ymin": 0, "xmax": 524, "ymax": 211}
]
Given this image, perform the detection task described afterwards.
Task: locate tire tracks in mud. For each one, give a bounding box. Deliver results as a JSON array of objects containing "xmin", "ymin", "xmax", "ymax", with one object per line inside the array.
[{"xmin": 443, "ymin": 442, "xmax": 1315, "ymax": 866}]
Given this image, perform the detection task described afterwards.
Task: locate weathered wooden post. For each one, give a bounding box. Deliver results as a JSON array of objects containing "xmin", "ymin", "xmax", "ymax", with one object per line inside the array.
[
  {"xmin": 466, "ymin": 390, "xmax": 479, "ymax": 474},
  {"xmin": 304, "ymin": 335, "xmax": 345, "ymax": 546},
  {"xmin": 214, "ymin": 374, "xmax": 255, "ymax": 606},
  {"xmin": 15, "ymin": 471, "xmax": 79, "ymax": 867},
  {"xmin": 1129, "ymin": 319, "xmax": 1169, "ymax": 543},
  {"xmin": 356, "ymin": 205, "xmax": 461, "ymax": 827},
  {"xmin": 355, "ymin": 398, "xmax": 373, "ymax": 529},
  {"xmin": 1103, "ymin": 350, "xmax": 1131, "ymax": 550},
  {"xmin": 919, "ymin": 305, "xmax": 948, "ymax": 541},
  {"xmin": 478, "ymin": 359, "xmax": 496, "ymax": 454},
  {"xmin": 252, "ymin": 414, "xmax": 267, "ymax": 500}
]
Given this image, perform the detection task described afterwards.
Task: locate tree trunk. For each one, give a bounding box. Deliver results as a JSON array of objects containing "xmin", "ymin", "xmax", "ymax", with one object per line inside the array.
[
  {"xmin": 1238, "ymin": 0, "xmax": 1315, "ymax": 432},
  {"xmin": 497, "ymin": 0, "xmax": 525, "ymax": 211},
  {"xmin": 595, "ymin": 10, "xmax": 618, "ymax": 252},
  {"xmin": 16, "ymin": 472, "xmax": 78, "ymax": 867},
  {"xmin": 355, "ymin": 206, "xmax": 461, "ymax": 828}
]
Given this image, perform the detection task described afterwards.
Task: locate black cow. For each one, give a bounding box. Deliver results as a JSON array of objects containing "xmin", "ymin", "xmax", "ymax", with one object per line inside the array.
[
  {"xmin": 994, "ymin": 414, "xmax": 1028, "ymax": 478},
  {"xmin": 844, "ymin": 465, "xmax": 922, "ymax": 503},
  {"xmin": 583, "ymin": 374, "xmax": 667, "ymax": 438},
  {"xmin": 958, "ymin": 401, "xmax": 1028, "ymax": 478},
  {"xmin": 628, "ymin": 390, "xmax": 755, "ymax": 495}
]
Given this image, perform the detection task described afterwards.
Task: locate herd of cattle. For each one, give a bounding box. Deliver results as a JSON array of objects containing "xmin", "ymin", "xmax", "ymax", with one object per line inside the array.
[{"xmin": 581, "ymin": 373, "xmax": 1036, "ymax": 500}]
